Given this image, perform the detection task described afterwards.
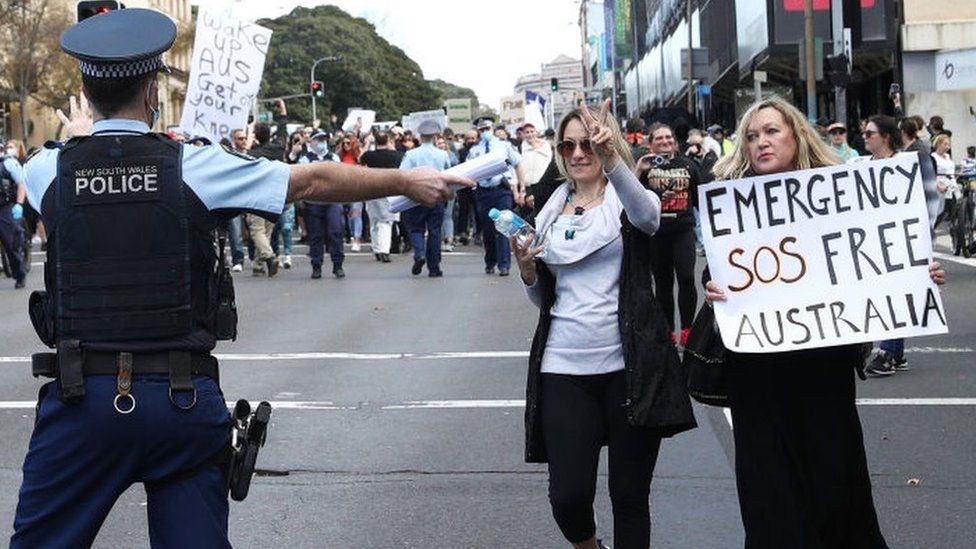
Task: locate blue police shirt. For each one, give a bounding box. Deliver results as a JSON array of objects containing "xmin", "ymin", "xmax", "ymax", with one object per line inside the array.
[
  {"xmin": 464, "ymin": 135, "xmax": 521, "ymax": 188},
  {"xmin": 399, "ymin": 142, "xmax": 451, "ymax": 171},
  {"xmin": 3, "ymin": 157, "xmax": 26, "ymax": 186},
  {"xmin": 24, "ymin": 119, "xmax": 290, "ymax": 220}
]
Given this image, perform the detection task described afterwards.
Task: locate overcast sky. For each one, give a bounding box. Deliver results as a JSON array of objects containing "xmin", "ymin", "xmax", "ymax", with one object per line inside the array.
[{"xmin": 190, "ymin": 0, "xmax": 583, "ymax": 108}]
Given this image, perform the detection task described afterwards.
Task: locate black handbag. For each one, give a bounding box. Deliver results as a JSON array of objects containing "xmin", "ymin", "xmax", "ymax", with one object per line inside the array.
[{"xmin": 682, "ymin": 302, "xmax": 729, "ymax": 407}]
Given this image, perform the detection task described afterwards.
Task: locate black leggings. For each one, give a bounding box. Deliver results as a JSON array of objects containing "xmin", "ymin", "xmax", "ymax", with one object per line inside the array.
[
  {"xmin": 649, "ymin": 227, "xmax": 698, "ymax": 331},
  {"xmin": 541, "ymin": 371, "xmax": 662, "ymax": 548}
]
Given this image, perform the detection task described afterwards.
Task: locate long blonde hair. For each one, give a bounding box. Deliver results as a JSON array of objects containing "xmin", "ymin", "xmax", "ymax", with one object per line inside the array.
[
  {"xmin": 713, "ymin": 96, "xmax": 840, "ymax": 180},
  {"xmin": 554, "ymin": 108, "xmax": 637, "ymax": 186}
]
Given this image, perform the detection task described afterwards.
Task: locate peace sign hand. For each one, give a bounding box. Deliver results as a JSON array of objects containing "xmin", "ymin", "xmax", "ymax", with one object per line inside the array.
[
  {"xmin": 56, "ymin": 93, "xmax": 92, "ymax": 139},
  {"xmin": 579, "ymin": 98, "xmax": 620, "ymax": 172}
]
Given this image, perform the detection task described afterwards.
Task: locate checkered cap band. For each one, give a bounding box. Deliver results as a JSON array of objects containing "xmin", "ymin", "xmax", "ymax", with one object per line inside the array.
[{"xmin": 78, "ymin": 56, "xmax": 165, "ymax": 78}]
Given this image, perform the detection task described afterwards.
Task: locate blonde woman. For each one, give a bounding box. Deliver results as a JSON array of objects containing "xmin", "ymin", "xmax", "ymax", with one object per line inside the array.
[
  {"xmin": 513, "ymin": 100, "xmax": 695, "ymax": 549},
  {"xmin": 705, "ymin": 97, "xmax": 945, "ymax": 548}
]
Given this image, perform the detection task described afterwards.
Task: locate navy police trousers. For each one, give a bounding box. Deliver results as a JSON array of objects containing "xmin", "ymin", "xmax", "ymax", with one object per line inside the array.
[{"xmin": 11, "ymin": 375, "xmax": 231, "ymax": 548}]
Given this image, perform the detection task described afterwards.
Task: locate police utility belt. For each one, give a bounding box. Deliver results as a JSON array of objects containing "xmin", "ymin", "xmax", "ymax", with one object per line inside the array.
[{"xmin": 31, "ymin": 342, "xmax": 218, "ymax": 413}]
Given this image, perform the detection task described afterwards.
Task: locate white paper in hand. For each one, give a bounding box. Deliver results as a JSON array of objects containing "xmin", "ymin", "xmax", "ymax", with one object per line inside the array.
[{"xmin": 388, "ymin": 151, "xmax": 510, "ymax": 213}]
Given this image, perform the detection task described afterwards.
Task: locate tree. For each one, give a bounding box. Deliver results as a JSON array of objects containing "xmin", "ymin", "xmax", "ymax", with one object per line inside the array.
[
  {"xmin": 0, "ymin": 0, "xmax": 75, "ymax": 140},
  {"xmin": 257, "ymin": 5, "xmax": 467, "ymax": 124},
  {"xmin": 428, "ymin": 79, "xmax": 479, "ymax": 105}
]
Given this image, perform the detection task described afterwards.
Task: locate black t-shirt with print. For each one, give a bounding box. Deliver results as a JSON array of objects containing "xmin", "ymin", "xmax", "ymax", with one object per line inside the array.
[{"xmin": 642, "ymin": 154, "xmax": 700, "ymax": 234}]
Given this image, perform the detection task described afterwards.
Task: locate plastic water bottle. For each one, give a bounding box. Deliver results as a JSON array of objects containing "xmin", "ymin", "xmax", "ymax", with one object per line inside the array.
[{"xmin": 489, "ymin": 208, "xmax": 538, "ymax": 248}]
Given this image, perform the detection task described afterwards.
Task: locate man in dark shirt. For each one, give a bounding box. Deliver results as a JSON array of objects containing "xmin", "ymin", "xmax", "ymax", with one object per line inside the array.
[{"xmin": 361, "ymin": 132, "xmax": 403, "ymax": 262}]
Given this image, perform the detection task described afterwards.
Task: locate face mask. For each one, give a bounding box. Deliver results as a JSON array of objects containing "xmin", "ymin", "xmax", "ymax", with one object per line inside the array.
[
  {"xmin": 315, "ymin": 142, "xmax": 328, "ymax": 154},
  {"xmin": 5, "ymin": 148, "xmax": 16, "ymax": 157},
  {"xmin": 149, "ymin": 106, "xmax": 160, "ymax": 128},
  {"xmin": 481, "ymin": 131, "xmax": 492, "ymax": 141}
]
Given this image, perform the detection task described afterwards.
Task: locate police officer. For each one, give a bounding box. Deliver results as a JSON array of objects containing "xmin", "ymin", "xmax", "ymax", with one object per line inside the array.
[
  {"xmin": 298, "ymin": 130, "xmax": 347, "ymax": 279},
  {"xmin": 0, "ymin": 147, "xmax": 27, "ymax": 288},
  {"xmin": 11, "ymin": 9, "xmax": 468, "ymax": 548},
  {"xmin": 400, "ymin": 119, "xmax": 451, "ymax": 277},
  {"xmin": 465, "ymin": 117, "xmax": 525, "ymax": 276}
]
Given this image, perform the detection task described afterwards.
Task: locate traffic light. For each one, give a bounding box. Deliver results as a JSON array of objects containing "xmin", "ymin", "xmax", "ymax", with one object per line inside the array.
[
  {"xmin": 311, "ymin": 81, "xmax": 324, "ymax": 98},
  {"xmin": 550, "ymin": 77, "xmax": 559, "ymax": 92},
  {"xmin": 77, "ymin": 1, "xmax": 124, "ymax": 22}
]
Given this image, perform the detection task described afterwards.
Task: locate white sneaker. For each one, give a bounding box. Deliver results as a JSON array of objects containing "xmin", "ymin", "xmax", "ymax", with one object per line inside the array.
[
  {"xmin": 351, "ymin": 242, "xmax": 362, "ymax": 252},
  {"xmin": 231, "ymin": 263, "xmax": 243, "ymax": 273},
  {"xmin": 283, "ymin": 255, "xmax": 292, "ymax": 269}
]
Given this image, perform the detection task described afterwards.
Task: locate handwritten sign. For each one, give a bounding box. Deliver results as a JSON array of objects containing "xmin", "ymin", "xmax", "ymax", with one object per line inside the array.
[
  {"xmin": 342, "ymin": 109, "xmax": 376, "ymax": 134},
  {"xmin": 402, "ymin": 109, "xmax": 448, "ymax": 135},
  {"xmin": 179, "ymin": 5, "xmax": 272, "ymax": 143},
  {"xmin": 699, "ymin": 155, "xmax": 948, "ymax": 353}
]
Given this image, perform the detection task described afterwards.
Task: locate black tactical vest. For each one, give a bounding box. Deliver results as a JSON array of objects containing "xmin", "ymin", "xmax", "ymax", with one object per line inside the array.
[
  {"xmin": 0, "ymin": 161, "xmax": 15, "ymax": 206},
  {"xmin": 45, "ymin": 133, "xmax": 218, "ymax": 344}
]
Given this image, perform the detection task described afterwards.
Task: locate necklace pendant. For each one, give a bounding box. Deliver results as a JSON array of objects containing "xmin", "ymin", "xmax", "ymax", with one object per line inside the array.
[
  {"xmin": 574, "ymin": 206, "xmax": 585, "ymax": 216},
  {"xmin": 565, "ymin": 228, "xmax": 576, "ymax": 240}
]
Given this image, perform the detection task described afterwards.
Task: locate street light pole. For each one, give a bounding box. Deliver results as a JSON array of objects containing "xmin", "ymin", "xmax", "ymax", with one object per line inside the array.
[
  {"xmin": 804, "ymin": 0, "xmax": 816, "ymax": 122},
  {"xmin": 310, "ymin": 55, "xmax": 341, "ymax": 125}
]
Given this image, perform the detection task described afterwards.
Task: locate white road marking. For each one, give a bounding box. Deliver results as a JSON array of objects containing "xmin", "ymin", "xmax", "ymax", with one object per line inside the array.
[
  {"xmin": 0, "ymin": 351, "xmax": 531, "ymax": 364},
  {"xmin": 932, "ymin": 251, "xmax": 976, "ymax": 268},
  {"xmin": 382, "ymin": 400, "xmax": 525, "ymax": 410},
  {"xmin": 0, "ymin": 398, "xmax": 973, "ymax": 412},
  {"xmin": 7, "ymin": 347, "xmax": 972, "ymax": 364}
]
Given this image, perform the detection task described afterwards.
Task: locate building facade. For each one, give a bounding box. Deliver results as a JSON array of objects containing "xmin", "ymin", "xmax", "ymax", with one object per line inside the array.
[
  {"xmin": 3, "ymin": 0, "xmax": 191, "ymax": 148},
  {"xmin": 512, "ymin": 55, "xmax": 585, "ymax": 128},
  {"xmin": 608, "ymin": 0, "xmax": 975, "ymax": 152}
]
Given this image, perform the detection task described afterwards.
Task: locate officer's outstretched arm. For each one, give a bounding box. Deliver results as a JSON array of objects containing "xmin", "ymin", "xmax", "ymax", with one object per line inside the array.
[{"xmin": 286, "ymin": 162, "xmax": 474, "ymax": 206}]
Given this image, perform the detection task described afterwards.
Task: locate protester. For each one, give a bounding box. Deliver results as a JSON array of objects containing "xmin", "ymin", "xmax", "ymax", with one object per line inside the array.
[
  {"xmin": 849, "ymin": 114, "xmax": 912, "ymax": 377},
  {"xmin": 512, "ymin": 99, "xmax": 695, "ymax": 549},
  {"xmin": 435, "ymin": 135, "xmax": 459, "ymax": 252},
  {"xmin": 827, "ymin": 122, "xmax": 860, "ymax": 162},
  {"xmin": 244, "ymin": 123, "xmax": 284, "ymax": 277},
  {"xmin": 467, "ymin": 117, "xmax": 525, "ymax": 276},
  {"xmin": 625, "ymin": 117, "xmax": 649, "ymax": 161},
  {"xmin": 399, "ymin": 120, "xmax": 451, "ymax": 277},
  {"xmin": 361, "ymin": 132, "xmax": 402, "ymax": 263},
  {"xmin": 518, "ymin": 122, "xmax": 553, "ymax": 214},
  {"xmin": 637, "ymin": 123, "xmax": 701, "ymax": 344},
  {"xmin": 932, "ymin": 134, "xmax": 957, "ymax": 229},
  {"xmin": 338, "ymin": 135, "xmax": 365, "ymax": 252},
  {"xmin": 705, "ymin": 96, "xmax": 946, "ymax": 547},
  {"xmin": 928, "ymin": 115, "xmax": 951, "ymax": 142},
  {"xmin": 707, "ymin": 124, "xmax": 733, "ymax": 156},
  {"xmin": 455, "ymin": 129, "xmax": 481, "ymax": 245}
]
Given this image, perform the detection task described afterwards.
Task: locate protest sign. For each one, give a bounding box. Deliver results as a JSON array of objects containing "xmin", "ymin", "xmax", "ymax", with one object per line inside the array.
[
  {"xmin": 402, "ymin": 109, "xmax": 448, "ymax": 134},
  {"xmin": 499, "ymin": 94, "xmax": 525, "ymax": 133},
  {"xmin": 342, "ymin": 109, "xmax": 376, "ymax": 134},
  {"xmin": 179, "ymin": 5, "xmax": 272, "ymax": 143},
  {"xmin": 698, "ymin": 154, "xmax": 947, "ymax": 353}
]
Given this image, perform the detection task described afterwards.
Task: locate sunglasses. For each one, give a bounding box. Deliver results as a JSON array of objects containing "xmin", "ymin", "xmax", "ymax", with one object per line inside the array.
[
  {"xmin": 861, "ymin": 130, "xmax": 877, "ymax": 138},
  {"xmin": 556, "ymin": 138, "xmax": 594, "ymax": 158}
]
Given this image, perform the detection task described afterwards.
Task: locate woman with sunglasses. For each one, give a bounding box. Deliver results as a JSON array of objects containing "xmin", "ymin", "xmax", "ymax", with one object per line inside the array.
[{"xmin": 513, "ymin": 100, "xmax": 696, "ymax": 549}]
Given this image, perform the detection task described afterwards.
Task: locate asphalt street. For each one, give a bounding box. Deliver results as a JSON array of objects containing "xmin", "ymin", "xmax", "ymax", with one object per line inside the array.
[{"xmin": 0, "ymin": 234, "xmax": 973, "ymax": 548}]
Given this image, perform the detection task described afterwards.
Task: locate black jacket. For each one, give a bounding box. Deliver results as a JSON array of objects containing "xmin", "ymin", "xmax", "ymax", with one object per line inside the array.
[{"xmin": 524, "ymin": 211, "xmax": 697, "ymax": 463}]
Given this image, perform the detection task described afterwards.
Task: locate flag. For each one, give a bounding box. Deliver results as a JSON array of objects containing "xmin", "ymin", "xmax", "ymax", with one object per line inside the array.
[{"xmin": 525, "ymin": 90, "xmax": 547, "ymax": 130}]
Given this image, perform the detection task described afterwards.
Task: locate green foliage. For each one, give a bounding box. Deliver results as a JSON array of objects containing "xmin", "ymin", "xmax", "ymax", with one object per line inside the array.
[
  {"xmin": 428, "ymin": 79, "xmax": 479, "ymax": 105},
  {"xmin": 259, "ymin": 5, "xmax": 464, "ymax": 124}
]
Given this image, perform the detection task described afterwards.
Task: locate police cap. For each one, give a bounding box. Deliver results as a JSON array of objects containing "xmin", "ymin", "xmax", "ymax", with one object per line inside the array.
[
  {"xmin": 61, "ymin": 8, "xmax": 176, "ymax": 79},
  {"xmin": 417, "ymin": 119, "xmax": 442, "ymax": 136},
  {"xmin": 473, "ymin": 117, "xmax": 494, "ymax": 131},
  {"xmin": 310, "ymin": 130, "xmax": 329, "ymax": 140}
]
